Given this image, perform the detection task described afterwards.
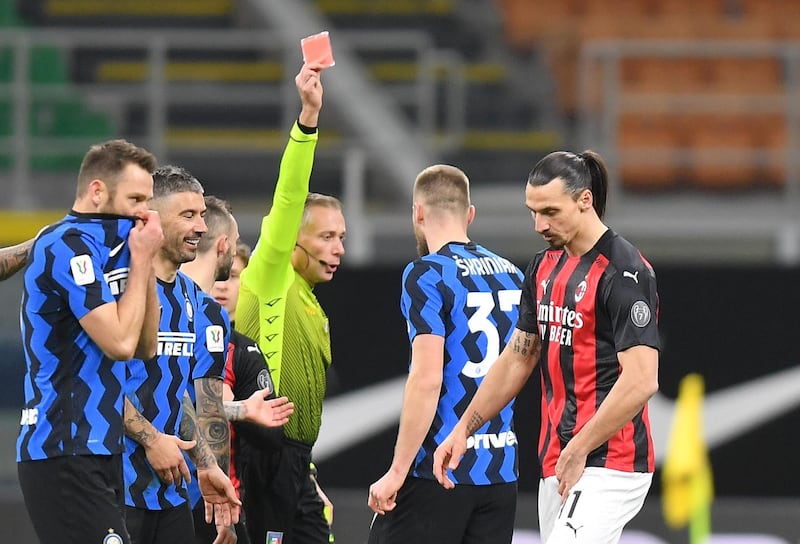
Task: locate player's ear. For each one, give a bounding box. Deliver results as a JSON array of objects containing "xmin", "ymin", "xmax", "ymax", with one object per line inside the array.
[
  {"xmin": 579, "ymin": 189, "xmax": 593, "ymax": 212},
  {"xmin": 413, "ymin": 201, "xmax": 424, "ymax": 224},
  {"xmin": 88, "ymin": 179, "xmax": 106, "ymax": 206},
  {"xmin": 216, "ymin": 234, "xmax": 228, "ymax": 256},
  {"xmin": 466, "ymin": 204, "xmax": 475, "ymax": 225}
]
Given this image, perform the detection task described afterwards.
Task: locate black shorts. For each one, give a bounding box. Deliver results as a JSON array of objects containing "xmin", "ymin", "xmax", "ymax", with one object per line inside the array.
[
  {"xmin": 18, "ymin": 454, "xmax": 130, "ymax": 544},
  {"xmin": 367, "ymin": 476, "xmax": 517, "ymax": 544},
  {"xmin": 125, "ymin": 501, "xmax": 193, "ymax": 544},
  {"xmin": 241, "ymin": 439, "xmax": 329, "ymax": 544},
  {"xmin": 191, "ymin": 499, "xmax": 251, "ymax": 544}
]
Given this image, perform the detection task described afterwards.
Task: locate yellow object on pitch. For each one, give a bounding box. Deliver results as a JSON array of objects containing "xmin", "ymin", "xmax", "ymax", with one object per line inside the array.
[{"xmin": 662, "ymin": 373, "xmax": 714, "ymax": 540}]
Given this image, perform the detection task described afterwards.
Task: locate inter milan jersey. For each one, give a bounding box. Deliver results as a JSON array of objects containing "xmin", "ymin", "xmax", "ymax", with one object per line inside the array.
[
  {"xmin": 17, "ymin": 211, "xmax": 135, "ymax": 461},
  {"xmin": 516, "ymin": 229, "xmax": 660, "ymax": 477},
  {"xmin": 182, "ymin": 292, "xmax": 230, "ymax": 508},
  {"xmin": 124, "ymin": 272, "xmax": 224, "ymax": 509},
  {"xmin": 402, "ymin": 241, "xmax": 524, "ymax": 485}
]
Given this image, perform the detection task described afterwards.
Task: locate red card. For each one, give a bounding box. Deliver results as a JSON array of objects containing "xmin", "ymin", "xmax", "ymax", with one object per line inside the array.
[{"xmin": 301, "ymin": 31, "xmax": 335, "ymax": 69}]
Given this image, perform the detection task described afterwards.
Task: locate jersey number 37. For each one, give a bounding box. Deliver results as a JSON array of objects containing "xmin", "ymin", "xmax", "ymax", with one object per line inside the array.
[{"xmin": 463, "ymin": 289, "xmax": 521, "ymax": 378}]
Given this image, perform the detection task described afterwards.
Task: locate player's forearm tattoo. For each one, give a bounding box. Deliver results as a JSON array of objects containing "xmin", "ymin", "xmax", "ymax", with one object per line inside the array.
[
  {"xmin": 180, "ymin": 391, "xmax": 217, "ymax": 469},
  {"xmin": 123, "ymin": 396, "xmax": 157, "ymax": 446},
  {"xmin": 195, "ymin": 378, "xmax": 231, "ymax": 474},
  {"xmin": 0, "ymin": 240, "xmax": 33, "ymax": 281},
  {"xmin": 512, "ymin": 330, "xmax": 540, "ymax": 358},
  {"xmin": 223, "ymin": 401, "xmax": 246, "ymax": 422},
  {"xmin": 465, "ymin": 411, "xmax": 486, "ymax": 436}
]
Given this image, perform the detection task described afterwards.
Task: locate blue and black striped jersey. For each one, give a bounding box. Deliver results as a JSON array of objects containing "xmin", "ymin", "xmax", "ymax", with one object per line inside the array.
[
  {"xmin": 401, "ymin": 242, "xmax": 524, "ymax": 485},
  {"xmin": 123, "ymin": 272, "xmax": 216, "ymax": 509},
  {"xmin": 17, "ymin": 211, "xmax": 136, "ymax": 461}
]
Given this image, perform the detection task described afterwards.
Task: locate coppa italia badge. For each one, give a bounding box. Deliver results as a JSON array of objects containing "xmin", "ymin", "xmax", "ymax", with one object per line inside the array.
[{"xmin": 267, "ymin": 532, "xmax": 284, "ymax": 544}]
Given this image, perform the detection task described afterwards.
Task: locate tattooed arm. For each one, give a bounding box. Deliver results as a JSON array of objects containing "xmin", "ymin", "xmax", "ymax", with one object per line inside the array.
[
  {"xmin": 193, "ymin": 377, "xmax": 231, "ymax": 474},
  {"xmin": 432, "ymin": 328, "xmax": 542, "ymax": 489},
  {"xmin": 0, "ymin": 238, "xmax": 34, "ymax": 281},
  {"xmin": 180, "ymin": 390, "xmax": 241, "ymax": 528},
  {"xmin": 123, "ymin": 397, "xmax": 195, "ymax": 485}
]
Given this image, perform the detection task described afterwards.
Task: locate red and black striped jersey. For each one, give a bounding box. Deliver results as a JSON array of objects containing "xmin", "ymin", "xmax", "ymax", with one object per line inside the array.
[{"xmin": 516, "ymin": 229, "xmax": 660, "ymax": 477}]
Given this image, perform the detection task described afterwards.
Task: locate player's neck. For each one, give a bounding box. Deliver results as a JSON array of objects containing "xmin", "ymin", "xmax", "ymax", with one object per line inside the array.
[
  {"xmin": 181, "ymin": 253, "xmax": 215, "ymax": 292},
  {"xmin": 565, "ymin": 218, "xmax": 608, "ymax": 258},
  {"xmin": 154, "ymin": 253, "xmax": 180, "ymax": 283},
  {"xmin": 424, "ymin": 225, "xmax": 469, "ymax": 254}
]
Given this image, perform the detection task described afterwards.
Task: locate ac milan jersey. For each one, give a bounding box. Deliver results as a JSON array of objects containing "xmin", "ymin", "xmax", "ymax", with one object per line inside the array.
[
  {"xmin": 516, "ymin": 229, "xmax": 660, "ymax": 477},
  {"xmin": 402, "ymin": 241, "xmax": 524, "ymax": 485},
  {"xmin": 17, "ymin": 212, "xmax": 135, "ymax": 461},
  {"xmin": 124, "ymin": 272, "xmax": 211, "ymax": 509}
]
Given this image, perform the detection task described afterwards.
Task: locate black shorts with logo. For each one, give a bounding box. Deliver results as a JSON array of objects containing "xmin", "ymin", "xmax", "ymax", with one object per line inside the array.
[{"xmin": 18, "ymin": 454, "xmax": 130, "ymax": 544}]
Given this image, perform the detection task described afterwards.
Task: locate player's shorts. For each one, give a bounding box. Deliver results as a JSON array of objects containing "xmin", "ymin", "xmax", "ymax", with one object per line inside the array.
[
  {"xmin": 192, "ymin": 498, "xmax": 251, "ymax": 544},
  {"xmin": 538, "ymin": 467, "xmax": 653, "ymax": 544},
  {"xmin": 243, "ymin": 438, "xmax": 329, "ymax": 544},
  {"xmin": 367, "ymin": 476, "xmax": 517, "ymax": 544},
  {"xmin": 18, "ymin": 454, "xmax": 130, "ymax": 544},
  {"xmin": 125, "ymin": 501, "xmax": 194, "ymax": 544}
]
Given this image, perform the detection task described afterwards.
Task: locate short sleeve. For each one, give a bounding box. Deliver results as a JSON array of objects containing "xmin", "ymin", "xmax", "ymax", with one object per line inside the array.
[
  {"xmin": 515, "ymin": 256, "xmax": 541, "ymax": 334},
  {"xmin": 192, "ymin": 295, "xmax": 231, "ymax": 380},
  {"xmin": 51, "ymin": 229, "xmax": 115, "ymax": 320},
  {"xmin": 604, "ymin": 263, "xmax": 661, "ymax": 353},
  {"xmin": 400, "ymin": 260, "xmax": 445, "ymax": 341}
]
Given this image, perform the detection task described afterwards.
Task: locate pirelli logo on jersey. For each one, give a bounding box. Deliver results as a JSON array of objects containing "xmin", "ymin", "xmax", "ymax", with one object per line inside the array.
[
  {"xmin": 104, "ymin": 267, "xmax": 130, "ymax": 296},
  {"xmin": 537, "ymin": 301, "xmax": 584, "ymax": 347},
  {"xmin": 156, "ymin": 332, "xmax": 196, "ymax": 357}
]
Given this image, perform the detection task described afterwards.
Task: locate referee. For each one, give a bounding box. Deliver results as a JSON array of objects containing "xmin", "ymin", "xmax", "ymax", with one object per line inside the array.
[{"xmin": 235, "ymin": 62, "xmax": 341, "ymax": 544}]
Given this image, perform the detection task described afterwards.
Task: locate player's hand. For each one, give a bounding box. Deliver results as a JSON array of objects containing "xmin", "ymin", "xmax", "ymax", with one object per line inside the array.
[
  {"xmin": 554, "ymin": 444, "xmax": 587, "ymax": 503},
  {"xmin": 368, "ymin": 469, "xmax": 404, "ymax": 515},
  {"xmin": 212, "ymin": 522, "xmax": 237, "ymax": 544},
  {"xmin": 129, "ymin": 210, "xmax": 163, "ymax": 259},
  {"xmin": 242, "ymin": 392, "xmax": 294, "ymax": 428},
  {"xmin": 143, "ymin": 432, "xmax": 196, "ymax": 486},
  {"xmin": 432, "ymin": 430, "xmax": 467, "ymax": 490},
  {"xmin": 295, "ymin": 62, "xmax": 323, "ymax": 125},
  {"xmin": 199, "ymin": 464, "xmax": 241, "ymax": 527}
]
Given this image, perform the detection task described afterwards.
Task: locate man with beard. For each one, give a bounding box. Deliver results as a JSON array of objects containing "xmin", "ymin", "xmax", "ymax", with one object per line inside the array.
[
  {"xmin": 433, "ymin": 151, "xmax": 661, "ymax": 544},
  {"xmin": 17, "ymin": 139, "xmax": 162, "ymax": 544},
  {"xmin": 121, "ymin": 166, "xmax": 240, "ymax": 544},
  {"xmin": 367, "ymin": 164, "xmax": 524, "ymax": 543},
  {"xmin": 181, "ymin": 196, "xmax": 294, "ymax": 544}
]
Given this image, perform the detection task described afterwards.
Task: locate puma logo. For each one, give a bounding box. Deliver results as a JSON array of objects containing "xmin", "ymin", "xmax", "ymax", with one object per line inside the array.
[
  {"xmin": 565, "ymin": 521, "xmax": 583, "ymax": 537},
  {"xmin": 622, "ymin": 270, "xmax": 639, "ymax": 284}
]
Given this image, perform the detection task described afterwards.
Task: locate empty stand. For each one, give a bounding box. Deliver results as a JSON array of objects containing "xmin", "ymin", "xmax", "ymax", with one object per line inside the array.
[{"xmin": 497, "ymin": 0, "xmax": 796, "ymax": 191}]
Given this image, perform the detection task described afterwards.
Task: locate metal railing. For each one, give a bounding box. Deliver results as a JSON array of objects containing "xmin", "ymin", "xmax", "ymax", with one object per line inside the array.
[
  {"xmin": 578, "ymin": 40, "xmax": 800, "ymax": 200},
  {"xmin": 0, "ymin": 28, "xmax": 467, "ymax": 208}
]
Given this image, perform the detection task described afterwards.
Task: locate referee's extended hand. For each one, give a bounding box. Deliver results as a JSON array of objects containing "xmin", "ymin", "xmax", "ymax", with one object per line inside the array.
[{"xmin": 432, "ymin": 431, "xmax": 467, "ymax": 490}]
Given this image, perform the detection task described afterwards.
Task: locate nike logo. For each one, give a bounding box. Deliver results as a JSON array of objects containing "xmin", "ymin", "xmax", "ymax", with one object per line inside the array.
[
  {"xmin": 109, "ymin": 241, "xmax": 125, "ymax": 258},
  {"xmin": 315, "ymin": 365, "xmax": 800, "ymax": 464},
  {"xmin": 622, "ymin": 270, "xmax": 639, "ymax": 283}
]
